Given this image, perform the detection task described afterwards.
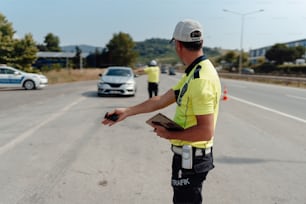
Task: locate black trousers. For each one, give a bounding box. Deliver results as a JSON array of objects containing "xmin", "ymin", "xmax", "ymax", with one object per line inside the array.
[
  {"xmin": 148, "ymin": 82, "xmax": 158, "ymax": 98},
  {"xmin": 171, "ymin": 148, "xmax": 214, "ymax": 204}
]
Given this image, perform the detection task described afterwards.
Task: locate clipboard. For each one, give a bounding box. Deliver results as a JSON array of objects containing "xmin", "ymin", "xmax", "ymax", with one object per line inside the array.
[{"xmin": 146, "ymin": 113, "xmax": 184, "ymax": 131}]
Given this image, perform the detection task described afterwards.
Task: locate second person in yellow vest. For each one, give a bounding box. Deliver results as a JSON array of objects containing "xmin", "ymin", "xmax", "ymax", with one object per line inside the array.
[{"xmin": 143, "ymin": 60, "xmax": 160, "ymax": 98}]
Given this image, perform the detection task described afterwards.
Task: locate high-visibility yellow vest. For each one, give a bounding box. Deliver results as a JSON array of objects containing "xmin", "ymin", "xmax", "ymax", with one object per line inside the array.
[
  {"xmin": 171, "ymin": 56, "xmax": 221, "ymax": 148},
  {"xmin": 144, "ymin": 66, "xmax": 160, "ymax": 83}
]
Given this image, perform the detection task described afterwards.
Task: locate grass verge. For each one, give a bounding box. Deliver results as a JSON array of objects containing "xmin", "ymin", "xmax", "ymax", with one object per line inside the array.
[{"xmin": 44, "ymin": 68, "xmax": 104, "ymax": 84}]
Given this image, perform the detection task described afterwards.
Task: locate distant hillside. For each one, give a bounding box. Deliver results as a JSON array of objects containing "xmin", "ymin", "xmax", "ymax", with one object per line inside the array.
[
  {"xmin": 135, "ymin": 38, "xmax": 223, "ymax": 64},
  {"xmin": 61, "ymin": 44, "xmax": 103, "ymax": 53},
  {"xmin": 62, "ymin": 39, "xmax": 224, "ymax": 65},
  {"xmin": 134, "ymin": 38, "xmax": 177, "ymax": 64}
]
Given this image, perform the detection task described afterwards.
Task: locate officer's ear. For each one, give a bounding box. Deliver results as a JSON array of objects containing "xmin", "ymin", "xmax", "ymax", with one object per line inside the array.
[{"xmin": 175, "ymin": 41, "xmax": 183, "ymax": 51}]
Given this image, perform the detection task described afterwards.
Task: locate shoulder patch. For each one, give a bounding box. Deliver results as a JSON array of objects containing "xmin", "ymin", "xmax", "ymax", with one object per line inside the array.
[{"xmin": 193, "ymin": 65, "xmax": 202, "ymax": 79}]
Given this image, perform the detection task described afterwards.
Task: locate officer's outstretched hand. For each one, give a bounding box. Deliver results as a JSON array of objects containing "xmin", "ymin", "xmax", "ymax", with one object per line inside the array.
[{"xmin": 102, "ymin": 108, "xmax": 127, "ymax": 126}]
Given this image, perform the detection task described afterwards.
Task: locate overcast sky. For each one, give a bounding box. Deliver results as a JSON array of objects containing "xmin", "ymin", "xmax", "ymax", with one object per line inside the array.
[{"xmin": 1, "ymin": 0, "xmax": 306, "ymax": 50}]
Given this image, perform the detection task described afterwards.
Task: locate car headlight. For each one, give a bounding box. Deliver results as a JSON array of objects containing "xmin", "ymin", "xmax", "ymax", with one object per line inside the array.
[
  {"xmin": 125, "ymin": 80, "xmax": 135, "ymax": 85},
  {"xmin": 98, "ymin": 80, "xmax": 105, "ymax": 85}
]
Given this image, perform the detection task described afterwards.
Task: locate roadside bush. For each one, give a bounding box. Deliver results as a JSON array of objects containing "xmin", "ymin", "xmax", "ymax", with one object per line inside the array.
[
  {"xmin": 255, "ymin": 62, "xmax": 306, "ymax": 76},
  {"xmin": 277, "ymin": 65, "xmax": 306, "ymax": 75},
  {"xmin": 255, "ymin": 63, "xmax": 277, "ymax": 73}
]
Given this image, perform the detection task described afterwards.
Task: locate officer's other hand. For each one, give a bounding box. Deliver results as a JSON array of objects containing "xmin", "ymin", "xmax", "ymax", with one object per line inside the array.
[{"xmin": 152, "ymin": 124, "xmax": 170, "ymax": 140}]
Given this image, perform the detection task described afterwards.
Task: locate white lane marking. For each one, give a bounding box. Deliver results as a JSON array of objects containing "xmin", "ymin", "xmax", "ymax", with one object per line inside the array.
[
  {"xmin": 229, "ymin": 95, "xmax": 306, "ymax": 124},
  {"xmin": 165, "ymin": 75, "xmax": 305, "ymax": 123},
  {"xmin": 286, "ymin": 94, "xmax": 306, "ymax": 101},
  {"xmin": 0, "ymin": 97, "xmax": 86, "ymax": 156}
]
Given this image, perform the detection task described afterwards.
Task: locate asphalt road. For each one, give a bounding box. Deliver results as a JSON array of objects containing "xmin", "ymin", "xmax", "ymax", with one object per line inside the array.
[{"xmin": 0, "ymin": 74, "xmax": 305, "ymax": 204}]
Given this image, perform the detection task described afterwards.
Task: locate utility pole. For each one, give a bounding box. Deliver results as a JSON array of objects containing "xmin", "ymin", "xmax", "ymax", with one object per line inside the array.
[{"xmin": 223, "ymin": 9, "xmax": 264, "ymax": 74}]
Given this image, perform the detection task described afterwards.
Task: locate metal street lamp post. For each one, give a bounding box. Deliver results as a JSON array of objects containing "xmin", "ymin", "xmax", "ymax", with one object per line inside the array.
[{"xmin": 223, "ymin": 9, "xmax": 264, "ymax": 74}]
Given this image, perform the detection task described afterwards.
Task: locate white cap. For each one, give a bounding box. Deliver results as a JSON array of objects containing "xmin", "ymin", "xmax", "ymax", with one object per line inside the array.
[
  {"xmin": 149, "ymin": 60, "xmax": 157, "ymax": 66},
  {"xmin": 170, "ymin": 19, "xmax": 203, "ymax": 43}
]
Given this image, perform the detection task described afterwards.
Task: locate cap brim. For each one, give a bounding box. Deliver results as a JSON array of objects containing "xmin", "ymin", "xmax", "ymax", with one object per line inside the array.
[{"xmin": 169, "ymin": 38, "xmax": 175, "ymax": 44}]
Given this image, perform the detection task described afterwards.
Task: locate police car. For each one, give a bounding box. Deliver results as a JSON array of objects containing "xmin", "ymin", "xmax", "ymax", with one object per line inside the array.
[{"xmin": 0, "ymin": 65, "xmax": 48, "ymax": 90}]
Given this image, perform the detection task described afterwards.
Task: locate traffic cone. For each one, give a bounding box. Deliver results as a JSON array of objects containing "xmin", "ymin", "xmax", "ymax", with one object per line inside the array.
[{"xmin": 222, "ymin": 86, "xmax": 228, "ymax": 101}]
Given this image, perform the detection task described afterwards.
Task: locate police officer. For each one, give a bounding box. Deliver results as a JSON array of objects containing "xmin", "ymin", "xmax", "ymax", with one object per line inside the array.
[
  {"xmin": 102, "ymin": 19, "xmax": 221, "ymax": 204},
  {"xmin": 143, "ymin": 60, "xmax": 160, "ymax": 98}
]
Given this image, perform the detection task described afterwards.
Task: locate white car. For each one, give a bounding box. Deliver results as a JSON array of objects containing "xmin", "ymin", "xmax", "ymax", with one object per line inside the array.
[
  {"xmin": 97, "ymin": 66, "xmax": 137, "ymax": 96},
  {"xmin": 0, "ymin": 65, "xmax": 48, "ymax": 90}
]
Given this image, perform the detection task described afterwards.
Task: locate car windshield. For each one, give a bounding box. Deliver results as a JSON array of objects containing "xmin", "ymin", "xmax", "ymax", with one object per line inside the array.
[
  {"xmin": 106, "ymin": 69, "xmax": 131, "ymax": 77},
  {"xmin": 0, "ymin": 67, "xmax": 23, "ymax": 75}
]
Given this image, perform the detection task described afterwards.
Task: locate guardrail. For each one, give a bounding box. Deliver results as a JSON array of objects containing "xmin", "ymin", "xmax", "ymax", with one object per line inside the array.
[{"xmin": 219, "ymin": 73, "xmax": 306, "ymax": 88}]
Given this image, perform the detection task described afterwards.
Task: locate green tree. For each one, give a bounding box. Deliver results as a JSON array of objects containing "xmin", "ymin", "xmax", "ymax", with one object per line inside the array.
[
  {"xmin": 217, "ymin": 50, "xmax": 249, "ymax": 72},
  {"xmin": 223, "ymin": 51, "xmax": 237, "ymax": 65},
  {"xmin": 44, "ymin": 33, "xmax": 61, "ymax": 51},
  {"xmin": 106, "ymin": 32, "xmax": 138, "ymax": 67},
  {"xmin": 0, "ymin": 13, "xmax": 15, "ymax": 64},
  {"xmin": 13, "ymin": 34, "xmax": 38, "ymax": 69},
  {"xmin": 100, "ymin": 48, "xmax": 111, "ymax": 67},
  {"xmin": 73, "ymin": 46, "xmax": 82, "ymax": 68},
  {"xmin": 238, "ymin": 52, "xmax": 249, "ymax": 67},
  {"xmin": 265, "ymin": 44, "xmax": 295, "ymax": 65},
  {"xmin": 0, "ymin": 13, "xmax": 37, "ymax": 69},
  {"xmin": 293, "ymin": 46, "xmax": 305, "ymax": 59},
  {"xmin": 217, "ymin": 51, "xmax": 238, "ymax": 71},
  {"xmin": 36, "ymin": 43, "xmax": 47, "ymax": 51}
]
